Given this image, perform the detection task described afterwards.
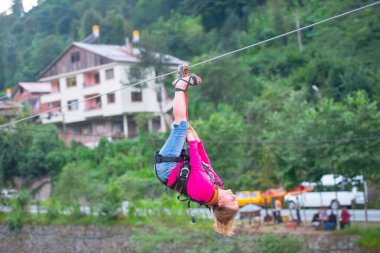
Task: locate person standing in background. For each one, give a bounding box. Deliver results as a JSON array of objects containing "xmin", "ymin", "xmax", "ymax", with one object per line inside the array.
[
  {"xmin": 274, "ymin": 197, "xmax": 283, "ymax": 223},
  {"xmin": 340, "ymin": 207, "xmax": 350, "ymax": 229}
]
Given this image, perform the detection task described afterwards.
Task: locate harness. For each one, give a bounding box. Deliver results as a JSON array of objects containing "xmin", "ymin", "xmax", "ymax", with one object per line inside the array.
[{"xmin": 154, "ymin": 149, "xmax": 218, "ymax": 223}]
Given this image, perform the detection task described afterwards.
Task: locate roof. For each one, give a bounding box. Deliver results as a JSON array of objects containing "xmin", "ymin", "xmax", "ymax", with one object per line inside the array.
[
  {"xmin": 73, "ymin": 42, "xmax": 140, "ymax": 63},
  {"xmin": 39, "ymin": 42, "xmax": 187, "ymax": 78},
  {"xmin": 18, "ymin": 82, "xmax": 51, "ymax": 93},
  {"xmin": 73, "ymin": 42, "xmax": 187, "ymax": 65},
  {"xmin": 0, "ymin": 100, "xmax": 22, "ymax": 110},
  {"xmin": 239, "ymin": 204, "xmax": 262, "ymax": 213}
]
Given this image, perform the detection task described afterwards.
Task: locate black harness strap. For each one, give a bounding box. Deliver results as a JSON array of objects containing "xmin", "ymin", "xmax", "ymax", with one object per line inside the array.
[
  {"xmin": 175, "ymin": 88, "xmax": 186, "ymax": 92},
  {"xmin": 173, "ymin": 75, "xmax": 198, "ymax": 92},
  {"xmin": 154, "ymin": 151, "xmax": 182, "ymax": 163},
  {"xmin": 154, "ymin": 149, "xmax": 189, "ymax": 185},
  {"xmin": 202, "ymin": 161, "xmax": 224, "ymax": 188},
  {"xmin": 170, "ymin": 161, "xmax": 190, "ymax": 195},
  {"xmin": 177, "ymin": 194, "xmax": 211, "ymax": 224}
]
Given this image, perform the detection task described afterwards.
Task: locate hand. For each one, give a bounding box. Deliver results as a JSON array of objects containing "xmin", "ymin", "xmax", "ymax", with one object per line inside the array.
[
  {"xmin": 186, "ymin": 131, "xmax": 196, "ymax": 142},
  {"xmin": 188, "ymin": 125, "xmax": 200, "ymax": 142}
]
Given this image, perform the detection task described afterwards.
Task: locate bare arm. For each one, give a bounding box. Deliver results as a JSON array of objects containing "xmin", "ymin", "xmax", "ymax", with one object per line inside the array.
[
  {"xmin": 188, "ymin": 125, "xmax": 200, "ymax": 142},
  {"xmin": 188, "ymin": 126, "xmax": 210, "ymax": 163}
]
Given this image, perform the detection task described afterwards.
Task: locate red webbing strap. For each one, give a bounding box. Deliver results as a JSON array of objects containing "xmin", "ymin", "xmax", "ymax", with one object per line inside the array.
[{"xmin": 185, "ymin": 89, "xmax": 189, "ymax": 121}]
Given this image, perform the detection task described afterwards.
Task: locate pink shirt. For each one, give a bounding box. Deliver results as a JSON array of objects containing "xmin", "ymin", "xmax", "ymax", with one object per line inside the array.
[{"xmin": 167, "ymin": 141, "xmax": 224, "ymax": 204}]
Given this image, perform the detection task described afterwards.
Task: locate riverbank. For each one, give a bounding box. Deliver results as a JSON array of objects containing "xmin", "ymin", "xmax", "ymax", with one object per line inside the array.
[{"xmin": 0, "ymin": 223, "xmax": 373, "ymax": 253}]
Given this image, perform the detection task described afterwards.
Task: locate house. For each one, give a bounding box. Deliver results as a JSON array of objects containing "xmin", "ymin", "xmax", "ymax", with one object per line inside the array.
[
  {"xmin": 12, "ymin": 82, "xmax": 51, "ymax": 115},
  {"xmin": 0, "ymin": 98, "xmax": 22, "ymax": 123},
  {"xmin": 38, "ymin": 39, "xmax": 185, "ymax": 147}
]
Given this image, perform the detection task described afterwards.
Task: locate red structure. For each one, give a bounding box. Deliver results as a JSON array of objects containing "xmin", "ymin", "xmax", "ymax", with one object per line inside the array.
[{"xmin": 12, "ymin": 82, "xmax": 51, "ymax": 114}]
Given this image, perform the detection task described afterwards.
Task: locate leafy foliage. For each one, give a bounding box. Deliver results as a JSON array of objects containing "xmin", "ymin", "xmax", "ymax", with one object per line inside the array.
[{"xmin": 0, "ymin": 0, "xmax": 379, "ymax": 205}]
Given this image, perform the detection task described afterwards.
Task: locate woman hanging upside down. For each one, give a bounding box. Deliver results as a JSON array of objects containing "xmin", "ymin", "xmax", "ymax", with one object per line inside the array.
[{"xmin": 154, "ymin": 65, "xmax": 239, "ymax": 236}]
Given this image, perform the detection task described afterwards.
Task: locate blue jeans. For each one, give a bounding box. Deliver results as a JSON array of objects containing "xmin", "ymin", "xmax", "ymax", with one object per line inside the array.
[{"xmin": 155, "ymin": 121, "xmax": 188, "ymax": 183}]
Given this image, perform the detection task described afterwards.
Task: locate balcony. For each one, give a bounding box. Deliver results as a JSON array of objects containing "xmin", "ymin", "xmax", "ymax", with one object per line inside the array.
[
  {"xmin": 40, "ymin": 92, "xmax": 62, "ymax": 104},
  {"xmin": 83, "ymin": 71, "xmax": 100, "ymax": 88},
  {"xmin": 51, "ymin": 79, "xmax": 60, "ymax": 94},
  {"xmin": 84, "ymin": 94, "xmax": 102, "ymax": 118},
  {"xmin": 40, "ymin": 101, "xmax": 62, "ymax": 124},
  {"xmin": 41, "ymin": 111, "xmax": 63, "ymax": 124}
]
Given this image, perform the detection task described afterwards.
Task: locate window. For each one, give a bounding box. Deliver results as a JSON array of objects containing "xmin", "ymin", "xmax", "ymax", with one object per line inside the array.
[
  {"xmin": 96, "ymin": 123, "xmax": 105, "ymax": 133},
  {"xmin": 71, "ymin": 52, "xmax": 80, "ymax": 63},
  {"xmin": 51, "ymin": 79, "xmax": 60, "ymax": 93},
  {"xmin": 131, "ymin": 91, "xmax": 142, "ymax": 102},
  {"xmin": 72, "ymin": 127, "xmax": 81, "ymax": 136},
  {"xmin": 94, "ymin": 72, "xmax": 100, "ymax": 84},
  {"xmin": 68, "ymin": 99, "xmax": 78, "ymax": 111},
  {"xmin": 105, "ymin": 68, "xmax": 114, "ymax": 80},
  {"xmin": 250, "ymin": 193, "xmax": 258, "ymax": 198},
  {"xmin": 67, "ymin": 77, "xmax": 77, "ymax": 87},
  {"xmin": 107, "ymin": 93, "xmax": 115, "ymax": 104},
  {"xmin": 82, "ymin": 126, "xmax": 91, "ymax": 135}
]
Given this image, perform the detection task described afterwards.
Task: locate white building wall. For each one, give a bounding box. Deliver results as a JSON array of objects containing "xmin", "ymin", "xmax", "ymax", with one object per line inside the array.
[{"xmin": 40, "ymin": 63, "xmax": 171, "ymax": 125}]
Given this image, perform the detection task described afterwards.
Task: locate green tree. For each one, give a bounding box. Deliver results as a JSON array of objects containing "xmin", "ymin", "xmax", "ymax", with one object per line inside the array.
[
  {"xmin": 193, "ymin": 57, "xmax": 252, "ymax": 110},
  {"xmin": 149, "ymin": 12, "xmax": 205, "ymax": 58},
  {"xmin": 257, "ymin": 89, "xmax": 380, "ymax": 187},
  {"xmin": 101, "ymin": 10, "xmax": 127, "ymax": 45},
  {"xmin": 18, "ymin": 124, "xmax": 63, "ymax": 178},
  {"xmin": 54, "ymin": 161, "xmax": 101, "ymax": 207},
  {"xmin": 11, "ymin": 0, "xmax": 24, "ymax": 17},
  {"xmin": 191, "ymin": 106, "xmax": 247, "ymax": 188},
  {"xmin": 182, "ymin": 0, "xmax": 259, "ymax": 32}
]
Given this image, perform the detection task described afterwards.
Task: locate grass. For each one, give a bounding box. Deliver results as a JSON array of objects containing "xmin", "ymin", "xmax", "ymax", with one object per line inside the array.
[
  {"xmin": 0, "ymin": 207, "xmax": 214, "ymax": 228},
  {"xmin": 339, "ymin": 224, "xmax": 380, "ymax": 252}
]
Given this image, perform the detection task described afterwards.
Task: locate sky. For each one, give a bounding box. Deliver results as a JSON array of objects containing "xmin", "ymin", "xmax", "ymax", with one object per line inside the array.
[{"xmin": 0, "ymin": 0, "xmax": 38, "ymax": 14}]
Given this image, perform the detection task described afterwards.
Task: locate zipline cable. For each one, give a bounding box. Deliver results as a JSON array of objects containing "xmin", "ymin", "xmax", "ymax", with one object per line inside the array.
[
  {"xmin": 190, "ymin": 1, "xmax": 380, "ymax": 68},
  {"xmin": 1, "ymin": 1, "xmax": 379, "ymax": 129}
]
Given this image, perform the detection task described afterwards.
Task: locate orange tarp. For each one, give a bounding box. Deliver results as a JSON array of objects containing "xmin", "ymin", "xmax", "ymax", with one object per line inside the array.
[
  {"xmin": 286, "ymin": 185, "xmax": 314, "ymax": 195},
  {"xmin": 263, "ymin": 185, "xmax": 313, "ymax": 198},
  {"xmin": 262, "ymin": 188, "xmax": 287, "ymax": 198}
]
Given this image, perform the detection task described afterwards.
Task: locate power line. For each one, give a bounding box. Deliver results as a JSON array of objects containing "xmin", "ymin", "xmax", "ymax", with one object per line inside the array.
[{"xmin": 0, "ymin": 1, "xmax": 379, "ymax": 129}]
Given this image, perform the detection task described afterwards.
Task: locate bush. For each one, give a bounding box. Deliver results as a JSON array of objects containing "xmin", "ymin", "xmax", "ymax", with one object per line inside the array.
[
  {"xmin": 343, "ymin": 226, "xmax": 380, "ymax": 252},
  {"xmin": 97, "ymin": 182, "xmax": 123, "ymax": 221},
  {"xmin": 359, "ymin": 229, "xmax": 380, "ymax": 252},
  {"xmin": 41, "ymin": 198, "xmax": 62, "ymax": 220},
  {"xmin": 5, "ymin": 190, "xmax": 31, "ymax": 232}
]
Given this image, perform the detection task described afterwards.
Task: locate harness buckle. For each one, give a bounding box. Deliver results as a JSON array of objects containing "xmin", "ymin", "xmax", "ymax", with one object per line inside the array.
[
  {"xmin": 155, "ymin": 151, "xmax": 162, "ymax": 163},
  {"xmin": 180, "ymin": 166, "xmax": 190, "ymax": 178}
]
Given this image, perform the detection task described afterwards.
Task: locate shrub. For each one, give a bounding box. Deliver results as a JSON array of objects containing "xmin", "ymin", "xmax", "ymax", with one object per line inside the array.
[{"xmin": 5, "ymin": 190, "xmax": 31, "ymax": 232}]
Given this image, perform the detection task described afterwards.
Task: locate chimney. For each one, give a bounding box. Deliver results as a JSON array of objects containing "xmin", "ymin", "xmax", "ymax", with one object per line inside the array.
[
  {"xmin": 132, "ymin": 30, "xmax": 140, "ymax": 55},
  {"xmin": 92, "ymin": 25, "xmax": 100, "ymax": 43},
  {"xmin": 124, "ymin": 37, "xmax": 133, "ymax": 54},
  {"xmin": 6, "ymin": 88, "xmax": 12, "ymax": 98}
]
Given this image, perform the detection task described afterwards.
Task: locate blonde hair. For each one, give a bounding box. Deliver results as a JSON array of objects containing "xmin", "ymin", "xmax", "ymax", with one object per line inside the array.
[{"xmin": 213, "ymin": 206, "xmax": 238, "ymax": 236}]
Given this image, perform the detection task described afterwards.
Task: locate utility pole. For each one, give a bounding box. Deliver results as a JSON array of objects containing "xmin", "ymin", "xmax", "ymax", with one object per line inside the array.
[
  {"xmin": 362, "ymin": 172, "xmax": 369, "ymax": 227},
  {"xmin": 295, "ymin": 12, "xmax": 304, "ymax": 52},
  {"xmin": 62, "ymin": 112, "xmax": 66, "ymax": 145}
]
